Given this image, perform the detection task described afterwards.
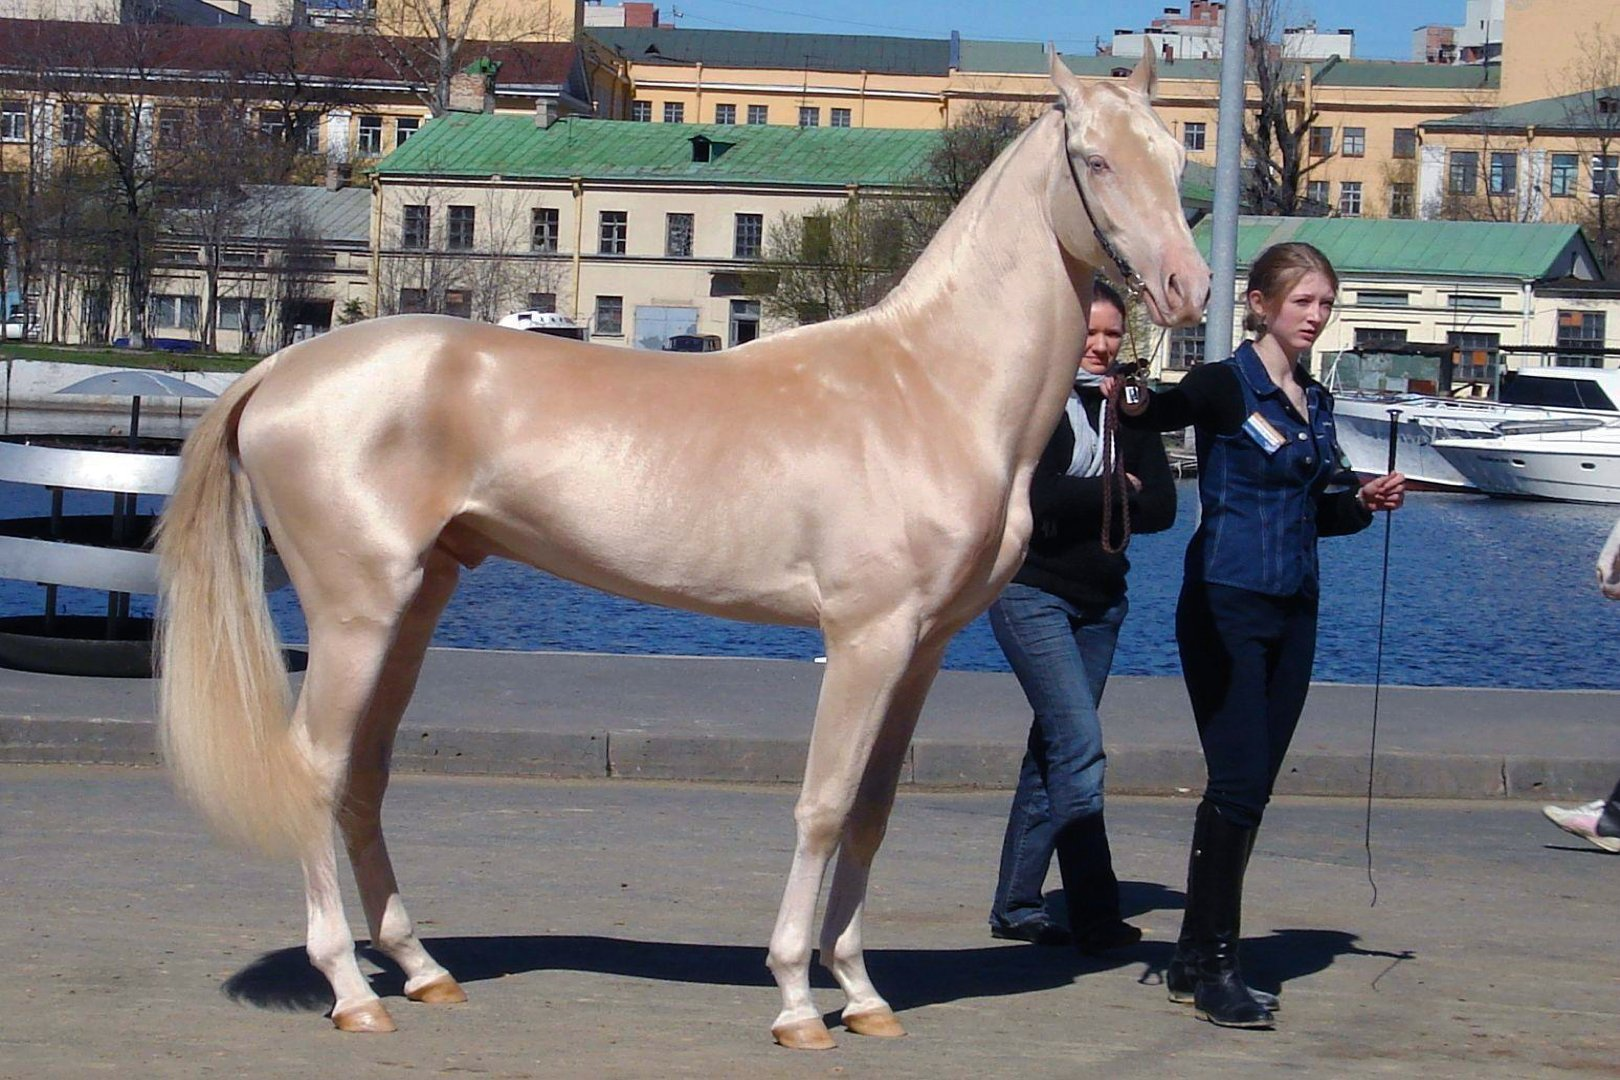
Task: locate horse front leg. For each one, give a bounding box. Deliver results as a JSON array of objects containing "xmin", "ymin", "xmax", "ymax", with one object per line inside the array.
[
  {"xmin": 819, "ymin": 642, "xmax": 946, "ymax": 1040},
  {"xmin": 767, "ymin": 616, "xmax": 919, "ymax": 1051},
  {"xmin": 340, "ymin": 552, "xmax": 466, "ymax": 1007}
]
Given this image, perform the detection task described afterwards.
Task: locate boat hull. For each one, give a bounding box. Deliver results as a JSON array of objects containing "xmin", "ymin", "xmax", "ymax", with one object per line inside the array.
[
  {"xmin": 1432, "ymin": 438, "xmax": 1620, "ymax": 504},
  {"xmin": 1333, "ymin": 397, "xmax": 1477, "ymax": 491}
]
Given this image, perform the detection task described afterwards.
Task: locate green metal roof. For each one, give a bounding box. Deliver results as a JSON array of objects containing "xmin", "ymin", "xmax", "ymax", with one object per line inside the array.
[
  {"xmin": 587, "ymin": 27, "xmax": 949, "ymax": 76},
  {"xmin": 957, "ymin": 39, "xmax": 1048, "ymax": 75},
  {"xmin": 1422, "ymin": 85, "xmax": 1620, "ymax": 135},
  {"xmin": 1192, "ymin": 216, "xmax": 1594, "ymax": 279},
  {"xmin": 376, "ymin": 113, "xmax": 942, "ymax": 187},
  {"xmin": 1312, "ymin": 59, "xmax": 1500, "ymax": 90}
]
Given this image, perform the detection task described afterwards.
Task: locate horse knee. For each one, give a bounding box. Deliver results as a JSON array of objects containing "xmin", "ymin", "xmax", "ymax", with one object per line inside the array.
[{"xmin": 792, "ymin": 802, "xmax": 846, "ymax": 856}]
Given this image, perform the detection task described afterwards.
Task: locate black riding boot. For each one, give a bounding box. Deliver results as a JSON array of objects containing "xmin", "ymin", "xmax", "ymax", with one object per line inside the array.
[
  {"xmin": 1166, "ymin": 810, "xmax": 1279, "ymax": 1010},
  {"xmin": 1176, "ymin": 801, "xmax": 1273, "ymax": 1028},
  {"xmin": 1054, "ymin": 811, "xmax": 1141, "ymax": 955}
]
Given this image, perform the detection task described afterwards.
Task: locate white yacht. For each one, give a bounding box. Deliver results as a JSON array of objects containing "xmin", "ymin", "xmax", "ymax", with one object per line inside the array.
[
  {"xmin": 1329, "ymin": 364, "xmax": 1620, "ymax": 491},
  {"xmin": 1430, "ymin": 420, "xmax": 1620, "ymax": 504}
]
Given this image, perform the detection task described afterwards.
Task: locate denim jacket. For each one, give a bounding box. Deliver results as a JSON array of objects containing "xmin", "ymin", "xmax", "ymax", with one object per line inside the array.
[{"xmin": 1188, "ymin": 343, "xmax": 1362, "ymax": 598}]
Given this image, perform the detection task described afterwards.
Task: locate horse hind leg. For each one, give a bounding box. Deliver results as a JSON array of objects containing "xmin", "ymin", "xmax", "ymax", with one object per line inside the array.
[
  {"xmin": 292, "ymin": 559, "xmax": 435, "ymax": 1033},
  {"xmin": 339, "ymin": 548, "xmax": 467, "ymax": 1008},
  {"xmin": 767, "ymin": 615, "xmax": 921, "ymax": 1051},
  {"xmin": 819, "ymin": 641, "xmax": 946, "ymax": 1041}
]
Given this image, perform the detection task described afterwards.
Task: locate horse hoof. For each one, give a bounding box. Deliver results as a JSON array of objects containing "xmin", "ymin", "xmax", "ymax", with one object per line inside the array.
[
  {"xmin": 332, "ymin": 1001, "xmax": 397, "ymax": 1033},
  {"xmin": 406, "ymin": 975, "xmax": 468, "ymax": 1004},
  {"xmin": 844, "ymin": 1007, "xmax": 906, "ymax": 1038},
  {"xmin": 772, "ymin": 1017, "xmax": 836, "ymax": 1050}
]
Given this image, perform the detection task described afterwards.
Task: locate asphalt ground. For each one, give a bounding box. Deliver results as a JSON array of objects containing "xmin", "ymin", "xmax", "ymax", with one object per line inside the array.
[
  {"xmin": 1, "ymin": 649, "xmax": 1617, "ymax": 801},
  {"xmin": 2, "ymin": 765, "xmax": 1616, "ymax": 1079}
]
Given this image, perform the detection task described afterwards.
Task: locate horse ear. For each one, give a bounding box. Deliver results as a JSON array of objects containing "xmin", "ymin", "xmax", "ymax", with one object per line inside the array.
[
  {"xmin": 1049, "ymin": 49, "xmax": 1083, "ymax": 107},
  {"xmin": 1127, "ymin": 50, "xmax": 1159, "ymax": 100}
]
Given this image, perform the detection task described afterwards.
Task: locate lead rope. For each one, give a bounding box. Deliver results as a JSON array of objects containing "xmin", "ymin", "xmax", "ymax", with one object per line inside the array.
[{"xmin": 1099, "ymin": 302, "xmax": 1146, "ymax": 556}]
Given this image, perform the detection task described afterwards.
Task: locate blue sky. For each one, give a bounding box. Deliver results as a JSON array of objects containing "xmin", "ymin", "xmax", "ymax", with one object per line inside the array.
[{"xmin": 659, "ymin": 1, "xmax": 1475, "ymax": 62}]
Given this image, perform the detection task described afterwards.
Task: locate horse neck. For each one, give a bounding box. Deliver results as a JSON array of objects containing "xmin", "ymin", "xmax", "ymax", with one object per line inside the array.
[{"xmin": 877, "ymin": 110, "xmax": 1095, "ymax": 462}]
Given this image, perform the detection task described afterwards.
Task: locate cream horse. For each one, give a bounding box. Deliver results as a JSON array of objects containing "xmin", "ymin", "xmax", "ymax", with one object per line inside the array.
[
  {"xmin": 1599, "ymin": 514, "xmax": 1620, "ymax": 599},
  {"xmin": 155, "ymin": 53, "xmax": 1209, "ymax": 1049}
]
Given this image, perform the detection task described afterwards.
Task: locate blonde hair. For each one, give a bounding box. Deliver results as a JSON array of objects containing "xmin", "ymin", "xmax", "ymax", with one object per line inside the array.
[{"xmin": 1243, "ymin": 242, "xmax": 1339, "ymax": 335}]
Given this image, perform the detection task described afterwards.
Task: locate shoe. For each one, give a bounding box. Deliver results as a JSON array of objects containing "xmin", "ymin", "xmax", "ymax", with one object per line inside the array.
[
  {"xmin": 990, "ymin": 917, "xmax": 1073, "ymax": 946},
  {"xmin": 1181, "ymin": 801, "xmax": 1274, "ymax": 1030},
  {"xmin": 1542, "ymin": 800, "xmax": 1620, "ymax": 853},
  {"xmin": 1073, "ymin": 918, "xmax": 1142, "ymax": 956},
  {"xmin": 1166, "ymin": 949, "xmax": 1280, "ymax": 1010}
]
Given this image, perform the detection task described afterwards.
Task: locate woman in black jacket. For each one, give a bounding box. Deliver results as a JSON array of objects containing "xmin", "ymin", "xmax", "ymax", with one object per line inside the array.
[{"xmin": 987, "ymin": 279, "xmax": 1177, "ymax": 954}]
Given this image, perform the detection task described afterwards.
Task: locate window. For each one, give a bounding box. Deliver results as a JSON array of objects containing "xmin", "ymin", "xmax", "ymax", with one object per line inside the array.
[
  {"xmin": 1448, "ymin": 330, "xmax": 1500, "ymax": 382},
  {"xmin": 531, "ymin": 207, "xmax": 559, "ymax": 253},
  {"xmin": 297, "ymin": 112, "xmax": 321, "ymax": 154},
  {"xmin": 1489, "ymin": 151, "xmax": 1517, "ymax": 195},
  {"xmin": 157, "ymin": 108, "xmax": 187, "ymax": 150},
  {"xmin": 1309, "ymin": 126, "xmax": 1332, "ymax": 156},
  {"xmin": 1355, "ymin": 327, "xmax": 1408, "ymax": 350},
  {"xmin": 398, "ymin": 287, "xmax": 428, "ymax": 313},
  {"xmin": 528, "ymin": 291, "xmax": 556, "ymax": 313},
  {"xmin": 1342, "ymin": 127, "xmax": 1365, "ymax": 157},
  {"xmin": 714, "ymin": 103, "xmax": 736, "ymax": 125},
  {"xmin": 798, "ymin": 106, "xmax": 820, "ymax": 128},
  {"xmin": 219, "ymin": 248, "xmax": 264, "ymax": 267},
  {"xmin": 1357, "ymin": 290, "xmax": 1410, "ymax": 307},
  {"xmin": 218, "ymin": 297, "xmax": 267, "ymax": 334},
  {"xmin": 446, "ymin": 205, "xmax": 475, "ymax": 251},
  {"xmin": 1602, "ymin": 96, "xmax": 1620, "ymax": 116},
  {"xmin": 663, "ymin": 102, "xmax": 684, "ymax": 123},
  {"xmin": 831, "ymin": 107, "xmax": 851, "ymax": 128},
  {"xmin": 1448, "ymin": 150, "xmax": 1479, "ymax": 195},
  {"xmin": 60, "ymin": 103, "xmax": 85, "ymax": 146},
  {"xmin": 746, "ymin": 104, "xmax": 768, "ymax": 125},
  {"xmin": 665, "ymin": 212, "xmax": 693, "ymax": 257},
  {"xmin": 594, "ymin": 295, "xmax": 623, "ymax": 335},
  {"xmin": 257, "ymin": 108, "xmax": 285, "ymax": 142},
  {"xmin": 401, "ymin": 204, "xmax": 430, "ymax": 249},
  {"xmin": 1337, "ymin": 181, "xmax": 1362, "ymax": 217},
  {"xmin": 1594, "ymin": 155, "xmax": 1620, "ymax": 197},
  {"xmin": 1551, "ymin": 153, "xmax": 1579, "ymax": 197},
  {"xmin": 630, "ymin": 100, "xmax": 651, "ymax": 122},
  {"xmin": 0, "ymin": 100, "xmax": 25, "ymax": 142},
  {"xmin": 150, "ymin": 293, "xmax": 200, "ymax": 330},
  {"xmin": 1167, "ymin": 322, "xmax": 1205, "ymax": 369},
  {"xmin": 1448, "ymin": 293, "xmax": 1501, "ymax": 311},
  {"xmin": 1390, "ymin": 182, "xmax": 1415, "ymax": 219},
  {"xmin": 1392, "ymin": 128, "xmax": 1417, "ymax": 159},
  {"xmin": 100, "ymin": 104, "xmax": 126, "ymax": 146},
  {"xmin": 1305, "ymin": 180, "xmax": 1330, "ymax": 209},
  {"xmin": 442, "ymin": 289, "xmax": 471, "ymax": 319},
  {"xmin": 599, "ymin": 210, "xmax": 627, "ymax": 255},
  {"xmin": 1558, "ymin": 309, "xmax": 1607, "ymax": 366},
  {"xmin": 734, "ymin": 213, "xmax": 763, "ymax": 259},
  {"xmin": 395, "ymin": 116, "xmax": 419, "ymax": 145},
  {"xmin": 356, "ymin": 114, "xmax": 382, "ymax": 155},
  {"xmin": 1183, "ymin": 121, "xmax": 1206, "ymax": 151}
]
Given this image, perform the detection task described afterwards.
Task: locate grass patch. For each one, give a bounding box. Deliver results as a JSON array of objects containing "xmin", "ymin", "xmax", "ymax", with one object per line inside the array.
[{"xmin": 2, "ymin": 342, "xmax": 259, "ymax": 374}]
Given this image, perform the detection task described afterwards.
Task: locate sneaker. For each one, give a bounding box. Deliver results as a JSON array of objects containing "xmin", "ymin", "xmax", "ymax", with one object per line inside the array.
[{"xmin": 1542, "ymin": 800, "xmax": 1620, "ymax": 853}]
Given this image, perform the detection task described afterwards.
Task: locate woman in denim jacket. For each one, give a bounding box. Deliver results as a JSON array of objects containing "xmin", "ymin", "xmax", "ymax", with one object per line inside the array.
[
  {"xmin": 987, "ymin": 279, "xmax": 1177, "ymax": 954},
  {"xmin": 1116, "ymin": 243, "xmax": 1405, "ymax": 1028}
]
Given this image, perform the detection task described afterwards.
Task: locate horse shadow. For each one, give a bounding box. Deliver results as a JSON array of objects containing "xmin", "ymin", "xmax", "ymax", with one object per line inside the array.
[{"xmin": 221, "ymin": 880, "xmax": 1413, "ymax": 1017}]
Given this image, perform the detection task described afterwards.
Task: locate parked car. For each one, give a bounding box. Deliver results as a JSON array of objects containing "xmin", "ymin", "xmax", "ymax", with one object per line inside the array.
[
  {"xmin": 3, "ymin": 312, "xmax": 39, "ymax": 341},
  {"xmin": 662, "ymin": 334, "xmax": 723, "ymax": 353}
]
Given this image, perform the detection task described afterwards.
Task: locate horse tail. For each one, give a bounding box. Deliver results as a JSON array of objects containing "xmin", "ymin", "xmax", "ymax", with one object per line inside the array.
[{"xmin": 154, "ymin": 354, "xmax": 328, "ymax": 859}]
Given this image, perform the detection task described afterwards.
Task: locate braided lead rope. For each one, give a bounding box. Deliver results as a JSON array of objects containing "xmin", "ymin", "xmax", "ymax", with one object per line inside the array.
[{"xmin": 1100, "ymin": 380, "xmax": 1132, "ymax": 555}]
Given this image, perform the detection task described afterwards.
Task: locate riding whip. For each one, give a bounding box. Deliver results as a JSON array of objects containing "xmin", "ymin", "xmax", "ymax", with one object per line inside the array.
[{"xmin": 1364, "ymin": 408, "xmax": 1401, "ymax": 907}]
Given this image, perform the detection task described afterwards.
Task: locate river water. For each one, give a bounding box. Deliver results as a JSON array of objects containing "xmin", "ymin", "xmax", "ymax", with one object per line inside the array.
[{"xmin": 6, "ymin": 450, "xmax": 1617, "ymax": 692}]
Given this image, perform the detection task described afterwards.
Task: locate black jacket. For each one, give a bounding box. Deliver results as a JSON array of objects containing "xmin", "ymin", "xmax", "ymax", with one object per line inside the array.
[{"xmin": 1012, "ymin": 390, "xmax": 1178, "ymax": 609}]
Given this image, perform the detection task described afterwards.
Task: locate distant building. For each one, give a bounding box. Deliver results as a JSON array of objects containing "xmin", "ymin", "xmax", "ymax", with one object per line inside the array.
[
  {"xmin": 1412, "ymin": 25, "xmax": 1456, "ymax": 65},
  {"xmin": 583, "ymin": 1, "xmax": 657, "ymax": 29},
  {"xmin": 1108, "ymin": 2, "xmax": 1354, "ymax": 63}
]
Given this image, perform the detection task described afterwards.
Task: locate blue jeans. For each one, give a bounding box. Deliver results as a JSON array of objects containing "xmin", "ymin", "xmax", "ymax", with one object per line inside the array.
[{"xmin": 988, "ymin": 583, "xmax": 1127, "ymax": 930}]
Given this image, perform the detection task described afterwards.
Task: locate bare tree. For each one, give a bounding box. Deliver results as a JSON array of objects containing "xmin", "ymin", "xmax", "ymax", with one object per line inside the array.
[
  {"xmin": 362, "ymin": 0, "xmax": 567, "ymax": 117},
  {"xmin": 1243, "ymin": 0, "xmax": 1328, "ymax": 216},
  {"xmin": 756, "ymin": 199, "xmax": 911, "ymax": 324},
  {"xmin": 1557, "ymin": 33, "xmax": 1620, "ymax": 275}
]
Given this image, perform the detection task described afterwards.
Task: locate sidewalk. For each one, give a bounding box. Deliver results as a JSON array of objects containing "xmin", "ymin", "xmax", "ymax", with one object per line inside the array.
[{"xmin": 0, "ymin": 647, "xmax": 1615, "ymax": 799}]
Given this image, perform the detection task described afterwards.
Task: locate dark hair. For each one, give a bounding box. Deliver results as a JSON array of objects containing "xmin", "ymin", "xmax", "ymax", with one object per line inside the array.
[
  {"xmin": 1092, "ymin": 276, "xmax": 1127, "ymax": 317},
  {"xmin": 1243, "ymin": 242, "xmax": 1338, "ymax": 334}
]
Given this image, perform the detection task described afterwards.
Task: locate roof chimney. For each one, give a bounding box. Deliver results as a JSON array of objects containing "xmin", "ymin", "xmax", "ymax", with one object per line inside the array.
[
  {"xmin": 448, "ymin": 57, "xmax": 501, "ymax": 114},
  {"xmin": 535, "ymin": 100, "xmax": 559, "ymax": 128}
]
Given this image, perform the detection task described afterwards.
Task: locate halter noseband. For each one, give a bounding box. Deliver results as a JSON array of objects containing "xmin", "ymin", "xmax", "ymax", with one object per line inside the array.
[{"xmin": 1055, "ymin": 100, "xmax": 1149, "ymax": 301}]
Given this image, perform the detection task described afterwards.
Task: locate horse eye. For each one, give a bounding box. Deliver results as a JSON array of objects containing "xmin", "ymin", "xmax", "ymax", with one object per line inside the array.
[{"xmin": 1088, "ymin": 156, "xmax": 1108, "ymax": 174}]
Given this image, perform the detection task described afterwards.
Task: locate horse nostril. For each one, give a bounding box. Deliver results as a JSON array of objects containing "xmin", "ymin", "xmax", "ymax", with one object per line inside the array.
[{"xmin": 1166, "ymin": 273, "xmax": 1185, "ymax": 305}]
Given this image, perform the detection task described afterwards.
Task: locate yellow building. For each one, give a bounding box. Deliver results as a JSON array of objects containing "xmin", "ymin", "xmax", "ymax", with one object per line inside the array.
[{"xmin": 1499, "ymin": 0, "xmax": 1620, "ymax": 107}]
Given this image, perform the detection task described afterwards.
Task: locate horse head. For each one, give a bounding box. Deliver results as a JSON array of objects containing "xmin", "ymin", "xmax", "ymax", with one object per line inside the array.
[{"xmin": 1048, "ymin": 52, "xmax": 1211, "ymax": 327}]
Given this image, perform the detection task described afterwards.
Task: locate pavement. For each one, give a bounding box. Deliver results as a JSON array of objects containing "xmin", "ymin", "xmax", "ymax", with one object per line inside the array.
[
  {"xmin": 2, "ymin": 766, "xmax": 1617, "ymax": 1078},
  {"xmin": 0, "ymin": 647, "xmax": 1617, "ymax": 800}
]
